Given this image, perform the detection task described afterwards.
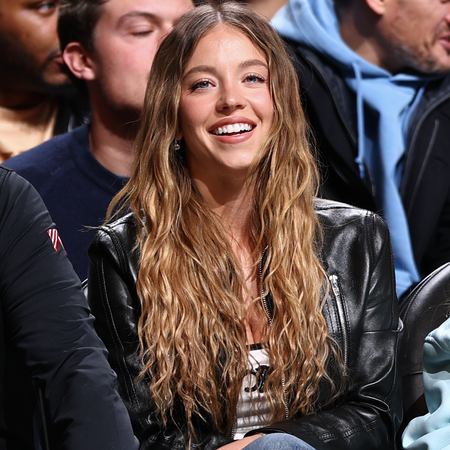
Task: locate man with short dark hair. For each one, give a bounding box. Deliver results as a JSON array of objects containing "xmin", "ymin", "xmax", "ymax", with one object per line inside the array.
[
  {"xmin": 5, "ymin": 0, "xmax": 192, "ymax": 280},
  {"xmin": 0, "ymin": 0, "xmax": 88, "ymax": 161},
  {"xmin": 272, "ymin": 0, "xmax": 450, "ymax": 298}
]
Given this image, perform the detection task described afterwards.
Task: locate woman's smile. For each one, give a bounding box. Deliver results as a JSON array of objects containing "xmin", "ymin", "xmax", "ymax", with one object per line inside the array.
[{"xmin": 209, "ymin": 116, "xmax": 257, "ymax": 145}]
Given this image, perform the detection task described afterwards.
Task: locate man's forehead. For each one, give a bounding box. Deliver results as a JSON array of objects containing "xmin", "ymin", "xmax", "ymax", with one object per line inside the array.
[{"xmin": 98, "ymin": 0, "xmax": 192, "ymax": 22}]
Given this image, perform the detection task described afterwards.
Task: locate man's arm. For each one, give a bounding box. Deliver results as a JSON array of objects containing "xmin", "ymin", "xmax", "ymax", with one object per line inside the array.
[{"xmin": 0, "ymin": 167, "xmax": 138, "ymax": 450}]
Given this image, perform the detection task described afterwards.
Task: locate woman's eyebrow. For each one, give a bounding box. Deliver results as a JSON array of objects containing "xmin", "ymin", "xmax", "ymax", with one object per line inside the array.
[
  {"xmin": 239, "ymin": 59, "xmax": 268, "ymax": 70},
  {"xmin": 182, "ymin": 65, "xmax": 218, "ymax": 80},
  {"xmin": 183, "ymin": 59, "xmax": 268, "ymax": 80}
]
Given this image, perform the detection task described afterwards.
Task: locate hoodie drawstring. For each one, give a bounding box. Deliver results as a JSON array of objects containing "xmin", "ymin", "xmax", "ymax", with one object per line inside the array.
[{"xmin": 352, "ymin": 62, "xmax": 366, "ymax": 179}]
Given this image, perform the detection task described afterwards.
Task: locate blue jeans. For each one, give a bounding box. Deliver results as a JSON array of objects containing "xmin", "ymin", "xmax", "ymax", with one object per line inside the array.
[{"xmin": 242, "ymin": 433, "xmax": 316, "ymax": 450}]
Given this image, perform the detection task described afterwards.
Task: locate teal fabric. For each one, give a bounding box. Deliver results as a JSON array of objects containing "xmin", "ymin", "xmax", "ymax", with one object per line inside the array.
[
  {"xmin": 403, "ymin": 317, "xmax": 450, "ymax": 449},
  {"xmin": 272, "ymin": 0, "xmax": 429, "ymax": 296}
]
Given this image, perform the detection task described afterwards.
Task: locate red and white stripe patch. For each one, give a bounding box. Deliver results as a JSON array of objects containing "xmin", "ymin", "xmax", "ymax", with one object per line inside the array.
[{"xmin": 47, "ymin": 229, "xmax": 66, "ymax": 252}]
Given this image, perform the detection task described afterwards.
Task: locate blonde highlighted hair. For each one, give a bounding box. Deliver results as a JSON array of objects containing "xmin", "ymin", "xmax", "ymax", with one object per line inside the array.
[{"xmin": 109, "ymin": 1, "xmax": 346, "ymax": 442}]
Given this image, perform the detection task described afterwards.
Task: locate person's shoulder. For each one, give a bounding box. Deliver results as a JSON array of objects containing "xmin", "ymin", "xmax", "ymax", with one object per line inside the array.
[
  {"xmin": 4, "ymin": 125, "xmax": 90, "ymax": 187},
  {"xmin": 0, "ymin": 165, "xmax": 33, "ymax": 195},
  {"xmin": 4, "ymin": 124, "xmax": 89, "ymax": 173},
  {"xmin": 315, "ymin": 198, "xmax": 375, "ymax": 220},
  {"xmin": 89, "ymin": 212, "xmax": 139, "ymax": 269},
  {"xmin": 92, "ymin": 212, "xmax": 137, "ymax": 250},
  {"xmin": 0, "ymin": 166, "xmax": 51, "ymax": 223},
  {"xmin": 315, "ymin": 198, "xmax": 388, "ymax": 233},
  {"xmin": 101, "ymin": 212, "xmax": 136, "ymax": 234},
  {"xmin": 282, "ymin": 36, "xmax": 306, "ymax": 53},
  {"xmin": 316, "ymin": 200, "xmax": 393, "ymax": 281},
  {"xmin": 281, "ymin": 37, "xmax": 339, "ymax": 92},
  {"xmin": 280, "ymin": 36, "xmax": 309, "ymax": 65},
  {"xmin": 281, "ymin": 36, "xmax": 321, "ymax": 66},
  {"xmin": 0, "ymin": 165, "xmax": 12, "ymax": 186}
]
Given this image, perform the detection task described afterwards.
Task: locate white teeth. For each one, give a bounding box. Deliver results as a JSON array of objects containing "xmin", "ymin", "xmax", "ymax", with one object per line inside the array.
[{"xmin": 213, "ymin": 123, "xmax": 253, "ymax": 135}]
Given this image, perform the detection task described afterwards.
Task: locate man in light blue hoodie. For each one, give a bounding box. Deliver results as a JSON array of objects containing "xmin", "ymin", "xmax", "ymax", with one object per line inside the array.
[{"xmin": 272, "ymin": 0, "xmax": 450, "ymax": 299}]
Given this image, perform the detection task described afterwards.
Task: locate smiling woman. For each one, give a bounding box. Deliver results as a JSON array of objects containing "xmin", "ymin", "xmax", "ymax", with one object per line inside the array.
[
  {"xmin": 87, "ymin": 2, "xmax": 403, "ymax": 450},
  {"xmin": 179, "ymin": 25, "xmax": 274, "ymax": 188}
]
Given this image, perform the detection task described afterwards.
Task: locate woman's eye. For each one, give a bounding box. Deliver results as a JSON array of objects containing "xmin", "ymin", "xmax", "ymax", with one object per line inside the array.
[
  {"xmin": 192, "ymin": 80, "xmax": 211, "ymax": 91},
  {"xmin": 245, "ymin": 74, "xmax": 265, "ymax": 83}
]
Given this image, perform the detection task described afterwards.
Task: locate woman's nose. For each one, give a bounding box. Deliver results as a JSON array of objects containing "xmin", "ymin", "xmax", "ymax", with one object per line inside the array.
[{"xmin": 216, "ymin": 83, "xmax": 246, "ymax": 112}]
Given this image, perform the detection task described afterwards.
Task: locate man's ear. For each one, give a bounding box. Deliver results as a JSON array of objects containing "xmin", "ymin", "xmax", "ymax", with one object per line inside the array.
[
  {"xmin": 63, "ymin": 42, "xmax": 96, "ymax": 81},
  {"xmin": 365, "ymin": 0, "xmax": 387, "ymax": 15}
]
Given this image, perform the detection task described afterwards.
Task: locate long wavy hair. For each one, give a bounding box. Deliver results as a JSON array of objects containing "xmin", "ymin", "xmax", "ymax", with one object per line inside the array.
[{"xmin": 109, "ymin": 1, "xmax": 346, "ymax": 441}]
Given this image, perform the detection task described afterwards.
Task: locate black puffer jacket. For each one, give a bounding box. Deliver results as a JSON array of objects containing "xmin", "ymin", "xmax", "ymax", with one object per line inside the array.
[{"xmin": 87, "ymin": 199, "xmax": 403, "ymax": 450}]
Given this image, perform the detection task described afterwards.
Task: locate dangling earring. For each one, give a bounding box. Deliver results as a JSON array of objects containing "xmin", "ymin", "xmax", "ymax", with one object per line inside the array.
[{"xmin": 174, "ymin": 140, "xmax": 181, "ymax": 151}]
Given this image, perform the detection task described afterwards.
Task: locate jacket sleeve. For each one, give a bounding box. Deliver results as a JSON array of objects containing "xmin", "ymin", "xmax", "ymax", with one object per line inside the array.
[
  {"xmin": 251, "ymin": 211, "xmax": 403, "ymax": 450},
  {"xmin": 402, "ymin": 317, "xmax": 450, "ymax": 450},
  {"xmin": 0, "ymin": 168, "xmax": 138, "ymax": 450},
  {"xmin": 87, "ymin": 223, "xmax": 233, "ymax": 450}
]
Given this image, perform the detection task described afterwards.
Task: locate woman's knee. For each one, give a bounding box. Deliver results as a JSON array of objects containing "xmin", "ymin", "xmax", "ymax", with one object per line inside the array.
[{"xmin": 243, "ymin": 433, "xmax": 316, "ymax": 450}]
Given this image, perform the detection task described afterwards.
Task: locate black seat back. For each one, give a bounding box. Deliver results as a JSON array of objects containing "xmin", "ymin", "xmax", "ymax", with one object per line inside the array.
[{"xmin": 397, "ymin": 262, "xmax": 450, "ymax": 448}]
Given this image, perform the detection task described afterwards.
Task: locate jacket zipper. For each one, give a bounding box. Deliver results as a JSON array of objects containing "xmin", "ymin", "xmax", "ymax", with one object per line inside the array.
[
  {"xmin": 231, "ymin": 404, "xmax": 238, "ymax": 439},
  {"xmin": 259, "ymin": 251, "xmax": 289, "ymax": 420},
  {"xmin": 234, "ymin": 272, "xmax": 349, "ymax": 437},
  {"xmin": 259, "ymin": 249, "xmax": 273, "ymax": 327},
  {"xmin": 231, "ymin": 249, "xmax": 286, "ymax": 438},
  {"xmin": 282, "ymin": 378, "xmax": 289, "ymax": 419},
  {"xmin": 329, "ymin": 275, "xmax": 348, "ymax": 368}
]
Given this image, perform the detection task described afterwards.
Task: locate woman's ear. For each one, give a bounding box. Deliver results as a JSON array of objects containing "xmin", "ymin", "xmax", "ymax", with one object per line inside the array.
[{"xmin": 63, "ymin": 42, "xmax": 96, "ymax": 81}]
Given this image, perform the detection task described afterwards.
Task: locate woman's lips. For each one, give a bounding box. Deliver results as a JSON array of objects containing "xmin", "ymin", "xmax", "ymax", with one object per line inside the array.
[
  {"xmin": 211, "ymin": 122, "xmax": 254, "ymax": 135},
  {"xmin": 211, "ymin": 125, "xmax": 256, "ymax": 144},
  {"xmin": 209, "ymin": 117, "xmax": 257, "ymax": 139}
]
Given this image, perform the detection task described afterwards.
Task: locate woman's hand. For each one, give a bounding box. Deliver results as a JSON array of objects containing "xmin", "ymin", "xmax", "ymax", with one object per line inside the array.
[{"xmin": 218, "ymin": 434, "xmax": 264, "ymax": 450}]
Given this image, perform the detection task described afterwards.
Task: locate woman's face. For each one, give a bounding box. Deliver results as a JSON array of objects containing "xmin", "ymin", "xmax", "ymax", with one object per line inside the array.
[{"xmin": 178, "ymin": 25, "xmax": 274, "ymax": 181}]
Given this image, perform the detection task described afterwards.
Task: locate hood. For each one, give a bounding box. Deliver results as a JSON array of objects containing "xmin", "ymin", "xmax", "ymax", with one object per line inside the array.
[{"xmin": 272, "ymin": 0, "xmax": 427, "ymax": 297}]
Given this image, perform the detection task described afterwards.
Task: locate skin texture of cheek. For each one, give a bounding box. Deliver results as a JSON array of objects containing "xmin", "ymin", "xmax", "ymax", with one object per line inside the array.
[
  {"xmin": 383, "ymin": 0, "xmax": 450, "ymax": 74},
  {"xmin": 92, "ymin": 46, "xmax": 155, "ymax": 118},
  {"xmin": 392, "ymin": 32, "xmax": 450, "ymax": 74}
]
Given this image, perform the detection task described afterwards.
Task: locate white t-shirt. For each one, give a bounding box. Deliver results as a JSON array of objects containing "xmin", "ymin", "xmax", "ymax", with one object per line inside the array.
[{"xmin": 234, "ymin": 345, "xmax": 271, "ymax": 439}]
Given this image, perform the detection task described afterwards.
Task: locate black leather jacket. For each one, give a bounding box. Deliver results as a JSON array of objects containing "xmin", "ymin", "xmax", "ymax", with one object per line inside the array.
[{"xmin": 87, "ymin": 199, "xmax": 403, "ymax": 450}]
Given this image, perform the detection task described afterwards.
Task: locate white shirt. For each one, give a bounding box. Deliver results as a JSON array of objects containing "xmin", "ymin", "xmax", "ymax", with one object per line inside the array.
[{"xmin": 234, "ymin": 345, "xmax": 271, "ymax": 439}]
